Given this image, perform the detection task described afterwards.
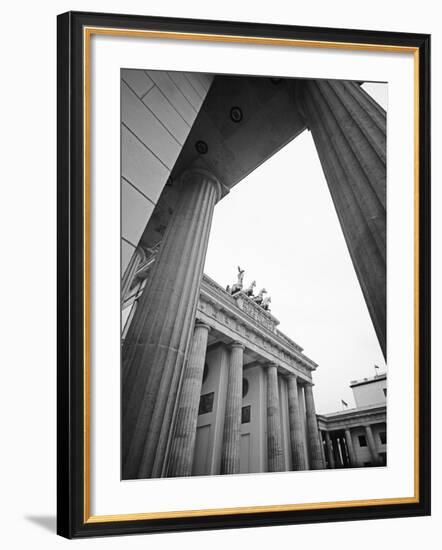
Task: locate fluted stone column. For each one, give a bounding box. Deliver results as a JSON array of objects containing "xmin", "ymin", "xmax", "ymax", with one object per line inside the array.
[
  {"xmin": 345, "ymin": 428, "xmax": 357, "ymax": 467},
  {"xmin": 365, "ymin": 425, "xmax": 381, "ymax": 465},
  {"xmin": 300, "ymin": 80, "xmax": 386, "ymax": 357},
  {"xmin": 335, "ymin": 436, "xmax": 345, "ymax": 467},
  {"xmin": 325, "ymin": 431, "xmax": 336, "ymax": 469},
  {"xmin": 220, "ymin": 342, "xmax": 244, "ymax": 474},
  {"xmin": 319, "ymin": 430, "xmax": 327, "ymax": 466},
  {"xmin": 166, "ymin": 322, "xmax": 211, "ymax": 477},
  {"xmin": 304, "ymin": 383, "xmax": 325, "ymax": 469},
  {"xmin": 287, "ymin": 375, "xmax": 307, "ymax": 470},
  {"xmin": 122, "ymin": 167, "xmax": 223, "ymax": 479},
  {"xmin": 121, "ymin": 245, "xmax": 145, "ymax": 305},
  {"xmin": 266, "ymin": 364, "xmax": 285, "ymax": 472}
]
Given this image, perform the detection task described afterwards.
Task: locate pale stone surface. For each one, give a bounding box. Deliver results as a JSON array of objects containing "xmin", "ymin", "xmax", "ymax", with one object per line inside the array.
[
  {"xmin": 121, "ymin": 179, "xmax": 154, "ymax": 245},
  {"xmin": 304, "ymin": 384, "xmax": 325, "ymax": 469},
  {"xmin": 122, "ymin": 69, "xmax": 154, "ymax": 98},
  {"xmin": 301, "ymin": 80, "xmax": 386, "ymax": 357},
  {"xmin": 121, "ymin": 167, "xmax": 221, "ymax": 479},
  {"xmin": 166, "ymin": 322, "xmax": 211, "ymax": 477},
  {"xmin": 266, "ymin": 365, "xmax": 285, "ymax": 472},
  {"xmin": 220, "ymin": 342, "xmax": 244, "ymax": 474},
  {"xmin": 287, "ymin": 375, "xmax": 307, "ymax": 470}
]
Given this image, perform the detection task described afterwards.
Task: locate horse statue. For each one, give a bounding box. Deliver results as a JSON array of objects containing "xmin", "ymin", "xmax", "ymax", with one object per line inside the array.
[
  {"xmin": 253, "ymin": 288, "xmax": 267, "ymax": 305},
  {"xmin": 230, "ymin": 266, "xmax": 245, "ymax": 295},
  {"xmin": 244, "ymin": 280, "xmax": 256, "ymax": 297},
  {"xmin": 261, "ymin": 296, "xmax": 272, "ymax": 311}
]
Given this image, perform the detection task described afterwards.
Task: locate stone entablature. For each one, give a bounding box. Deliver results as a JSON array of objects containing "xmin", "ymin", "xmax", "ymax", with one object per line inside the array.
[
  {"xmin": 126, "ymin": 261, "xmax": 317, "ymax": 380},
  {"xmin": 275, "ymin": 330, "xmax": 303, "ymax": 353},
  {"xmin": 233, "ymin": 292, "xmax": 279, "ymax": 333},
  {"xmin": 317, "ymin": 404, "xmax": 386, "ymax": 431},
  {"xmin": 198, "ymin": 274, "xmax": 318, "ymax": 381}
]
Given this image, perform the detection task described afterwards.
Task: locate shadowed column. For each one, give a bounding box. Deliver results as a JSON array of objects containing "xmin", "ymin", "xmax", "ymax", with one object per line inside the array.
[
  {"xmin": 304, "ymin": 383, "xmax": 325, "ymax": 469},
  {"xmin": 325, "ymin": 431, "xmax": 336, "ymax": 469},
  {"xmin": 165, "ymin": 322, "xmax": 211, "ymax": 477},
  {"xmin": 287, "ymin": 375, "xmax": 307, "ymax": 470},
  {"xmin": 266, "ymin": 364, "xmax": 285, "ymax": 472},
  {"xmin": 122, "ymin": 167, "xmax": 222, "ymax": 479},
  {"xmin": 300, "ymin": 80, "xmax": 386, "ymax": 358},
  {"xmin": 365, "ymin": 424, "xmax": 381, "ymax": 465},
  {"xmin": 345, "ymin": 428, "xmax": 357, "ymax": 467},
  {"xmin": 220, "ymin": 342, "xmax": 244, "ymax": 474}
]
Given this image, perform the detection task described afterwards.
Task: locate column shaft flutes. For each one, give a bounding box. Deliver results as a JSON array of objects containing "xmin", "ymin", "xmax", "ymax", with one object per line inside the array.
[
  {"xmin": 166, "ymin": 322, "xmax": 210, "ymax": 477},
  {"xmin": 304, "ymin": 383, "xmax": 324, "ymax": 469},
  {"xmin": 266, "ymin": 365, "xmax": 285, "ymax": 472},
  {"xmin": 300, "ymin": 80, "xmax": 386, "ymax": 357},
  {"xmin": 122, "ymin": 167, "xmax": 222, "ymax": 479},
  {"xmin": 287, "ymin": 375, "xmax": 307, "ymax": 470},
  {"xmin": 220, "ymin": 343, "xmax": 244, "ymax": 474}
]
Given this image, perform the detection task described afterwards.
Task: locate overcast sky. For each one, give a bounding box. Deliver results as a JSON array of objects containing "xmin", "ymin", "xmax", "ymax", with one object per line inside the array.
[{"xmin": 204, "ymin": 82, "xmax": 387, "ymax": 414}]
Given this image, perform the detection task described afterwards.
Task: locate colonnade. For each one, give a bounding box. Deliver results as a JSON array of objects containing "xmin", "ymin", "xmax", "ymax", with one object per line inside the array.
[
  {"xmin": 321, "ymin": 424, "xmax": 383, "ymax": 468},
  {"xmin": 165, "ymin": 326, "xmax": 324, "ymax": 477}
]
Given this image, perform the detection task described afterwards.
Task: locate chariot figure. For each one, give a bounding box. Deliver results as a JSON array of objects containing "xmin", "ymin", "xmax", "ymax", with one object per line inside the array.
[
  {"xmin": 253, "ymin": 288, "xmax": 267, "ymax": 305},
  {"xmin": 261, "ymin": 296, "xmax": 272, "ymax": 311},
  {"xmin": 244, "ymin": 280, "xmax": 256, "ymax": 297}
]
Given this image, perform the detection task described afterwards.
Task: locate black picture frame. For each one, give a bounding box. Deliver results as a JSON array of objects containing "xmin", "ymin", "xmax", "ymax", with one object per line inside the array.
[{"xmin": 57, "ymin": 10, "xmax": 431, "ymax": 539}]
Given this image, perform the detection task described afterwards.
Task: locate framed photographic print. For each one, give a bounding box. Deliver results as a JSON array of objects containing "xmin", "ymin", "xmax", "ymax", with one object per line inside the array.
[{"xmin": 57, "ymin": 10, "xmax": 431, "ymax": 538}]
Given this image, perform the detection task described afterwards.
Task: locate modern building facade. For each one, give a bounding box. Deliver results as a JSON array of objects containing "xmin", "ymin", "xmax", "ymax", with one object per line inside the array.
[
  {"xmin": 318, "ymin": 373, "xmax": 387, "ymax": 468},
  {"xmin": 120, "ymin": 68, "xmax": 386, "ymax": 479}
]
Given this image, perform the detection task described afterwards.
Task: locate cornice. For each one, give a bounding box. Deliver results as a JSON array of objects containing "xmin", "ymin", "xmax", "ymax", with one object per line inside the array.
[
  {"xmin": 199, "ymin": 275, "xmax": 318, "ymax": 373},
  {"xmin": 317, "ymin": 404, "xmax": 387, "ymax": 431}
]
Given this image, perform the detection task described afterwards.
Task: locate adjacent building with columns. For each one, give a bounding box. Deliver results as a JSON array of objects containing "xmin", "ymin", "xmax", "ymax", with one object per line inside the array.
[
  {"xmin": 318, "ymin": 373, "xmax": 387, "ymax": 469},
  {"xmin": 120, "ymin": 68, "xmax": 386, "ymax": 479}
]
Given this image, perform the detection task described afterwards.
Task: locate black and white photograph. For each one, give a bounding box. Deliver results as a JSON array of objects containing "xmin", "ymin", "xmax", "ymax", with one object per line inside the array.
[{"xmin": 120, "ymin": 69, "xmax": 387, "ymax": 480}]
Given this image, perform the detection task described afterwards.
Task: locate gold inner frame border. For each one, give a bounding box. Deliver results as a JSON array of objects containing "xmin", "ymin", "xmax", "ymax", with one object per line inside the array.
[{"xmin": 82, "ymin": 26, "xmax": 420, "ymax": 523}]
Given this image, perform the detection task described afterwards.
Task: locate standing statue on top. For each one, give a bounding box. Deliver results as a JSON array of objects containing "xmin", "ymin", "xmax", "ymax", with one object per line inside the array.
[{"xmin": 230, "ymin": 266, "xmax": 245, "ymax": 295}]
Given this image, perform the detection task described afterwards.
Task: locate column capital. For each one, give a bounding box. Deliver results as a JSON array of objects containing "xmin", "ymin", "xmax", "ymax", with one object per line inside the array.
[
  {"xmin": 194, "ymin": 321, "xmax": 211, "ymax": 332},
  {"xmin": 229, "ymin": 341, "xmax": 245, "ymax": 350},
  {"xmin": 180, "ymin": 164, "xmax": 229, "ymax": 202}
]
